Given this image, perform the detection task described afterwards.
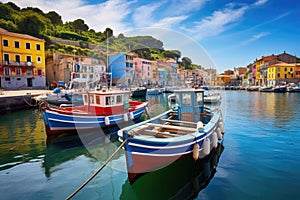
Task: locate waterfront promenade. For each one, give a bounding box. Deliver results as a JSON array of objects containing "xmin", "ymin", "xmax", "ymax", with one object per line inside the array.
[
  {"xmin": 0, "ymin": 89, "xmax": 52, "ymax": 112},
  {"xmin": 0, "ymin": 89, "xmax": 52, "ymax": 97}
]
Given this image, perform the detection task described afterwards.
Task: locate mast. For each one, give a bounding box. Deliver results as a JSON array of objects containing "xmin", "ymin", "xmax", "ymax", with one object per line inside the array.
[{"xmin": 106, "ymin": 32, "xmax": 112, "ymax": 89}]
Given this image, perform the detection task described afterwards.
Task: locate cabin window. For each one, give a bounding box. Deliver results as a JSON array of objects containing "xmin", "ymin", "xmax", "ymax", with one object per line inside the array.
[
  {"xmin": 196, "ymin": 92, "xmax": 203, "ymax": 106},
  {"xmin": 96, "ymin": 96, "xmax": 101, "ymax": 105},
  {"xmin": 116, "ymin": 95, "xmax": 122, "ymax": 104},
  {"xmin": 84, "ymin": 95, "xmax": 88, "ymax": 103},
  {"xmin": 106, "ymin": 96, "xmax": 115, "ymax": 105},
  {"xmin": 89, "ymin": 95, "xmax": 94, "ymax": 104},
  {"xmin": 182, "ymin": 93, "xmax": 191, "ymax": 105}
]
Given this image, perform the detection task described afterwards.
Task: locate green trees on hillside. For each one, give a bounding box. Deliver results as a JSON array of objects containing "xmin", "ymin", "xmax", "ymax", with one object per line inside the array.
[{"xmin": 0, "ymin": 2, "xmax": 202, "ymax": 68}]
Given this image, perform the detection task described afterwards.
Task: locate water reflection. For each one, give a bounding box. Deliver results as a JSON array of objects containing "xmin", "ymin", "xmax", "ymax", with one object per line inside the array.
[
  {"xmin": 0, "ymin": 109, "xmax": 46, "ymax": 170},
  {"xmin": 120, "ymin": 143, "xmax": 224, "ymax": 200},
  {"xmin": 43, "ymin": 129, "xmax": 123, "ymax": 178}
]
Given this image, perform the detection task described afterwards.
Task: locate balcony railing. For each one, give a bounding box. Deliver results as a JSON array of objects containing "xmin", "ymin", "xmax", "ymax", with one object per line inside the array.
[{"xmin": 1, "ymin": 61, "xmax": 35, "ymax": 67}]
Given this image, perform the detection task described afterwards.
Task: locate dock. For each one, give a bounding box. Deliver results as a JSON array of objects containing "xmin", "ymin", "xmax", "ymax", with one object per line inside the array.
[{"xmin": 0, "ymin": 89, "xmax": 52, "ymax": 112}]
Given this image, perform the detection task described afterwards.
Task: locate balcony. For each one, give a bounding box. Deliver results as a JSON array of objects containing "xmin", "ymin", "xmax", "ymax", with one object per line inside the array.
[{"xmin": 1, "ymin": 61, "xmax": 35, "ymax": 67}]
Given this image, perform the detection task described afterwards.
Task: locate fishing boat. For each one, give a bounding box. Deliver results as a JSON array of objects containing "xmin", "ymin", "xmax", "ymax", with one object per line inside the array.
[
  {"xmin": 168, "ymin": 92, "xmax": 221, "ymax": 104},
  {"xmin": 118, "ymin": 88, "xmax": 225, "ymax": 183},
  {"xmin": 259, "ymin": 86, "xmax": 274, "ymax": 92},
  {"xmin": 41, "ymin": 88, "xmax": 149, "ymax": 136},
  {"xmin": 130, "ymin": 87, "xmax": 147, "ymax": 98},
  {"xmin": 147, "ymin": 87, "xmax": 161, "ymax": 95},
  {"xmin": 273, "ymin": 85, "xmax": 287, "ymax": 93}
]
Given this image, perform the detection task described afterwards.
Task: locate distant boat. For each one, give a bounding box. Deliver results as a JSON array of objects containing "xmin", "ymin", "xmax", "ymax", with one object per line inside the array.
[
  {"xmin": 273, "ymin": 85, "xmax": 287, "ymax": 93},
  {"xmin": 147, "ymin": 88, "xmax": 160, "ymax": 95},
  {"xmin": 118, "ymin": 88, "xmax": 225, "ymax": 184},
  {"xmin": 168, "ymin": 93, "xmax": 222, "ymax": 104},
  {"xmin": 259, "ymin": 86, "xmax": 274, "ymax": 92},
  {"xmin": 40, "ymin": 88, "xmax": 149, "ymax": 136},
  {"xmin": 204, "ymin": 93, "xmax": 221, "ymax": 104},
  {"xmin": 131, "ymin": 87, "xmax": 147, "ymax": 98}
]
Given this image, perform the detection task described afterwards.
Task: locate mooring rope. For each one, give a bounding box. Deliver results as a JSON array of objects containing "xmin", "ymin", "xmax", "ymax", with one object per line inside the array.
[
  {"xmin": 23, "ymin": 95, "xmax": 37, "ymax": 107},
  {"xmin": 66, "ymin": 135, "xmax": 131, "ymax": 200}
]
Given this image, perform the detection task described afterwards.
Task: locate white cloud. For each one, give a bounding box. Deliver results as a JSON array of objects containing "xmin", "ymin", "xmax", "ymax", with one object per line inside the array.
[
  {"xmin": 181, "ymin": 4, "xmax": 248, "ymax": 40},
  {"xmin": 131, "ymin": 2, "xmax": 162, "ymax": 27},
  {"xmin": 151, "ymin": 16, "xmax": 189, "ymax": 29},
  {"xmin": 164, "ymin": 0, "xmax": 208, "ymax": 16},
  {"xmin": 253, "ymin": 0, "xmax": 268, "ymax": 7},
  {"xmin": 241, "ymin": 32, "xmax": 269, "ymax": 45},
  {"xmin": 2, "ymin": 0, "xmax": 133, "ymax": 33}
]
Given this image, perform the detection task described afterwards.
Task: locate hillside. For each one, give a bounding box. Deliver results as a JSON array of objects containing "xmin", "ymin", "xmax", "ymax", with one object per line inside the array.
[{"xmin": 0, "ymin": 2, "xmax": 200, "ymax": 69}]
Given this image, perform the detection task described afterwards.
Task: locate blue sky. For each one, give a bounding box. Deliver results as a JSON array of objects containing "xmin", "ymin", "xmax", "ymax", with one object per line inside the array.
[{"xmin": 3, "ymin": 0, "xmax": 300, "ymax": 72}]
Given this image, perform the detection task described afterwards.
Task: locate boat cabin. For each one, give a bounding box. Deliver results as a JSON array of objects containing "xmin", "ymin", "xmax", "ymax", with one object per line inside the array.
[
  {"xmin": 80, "ymin": 89, "xmax": 131, "ymax": 114},
  {"xmin": 174, "ymin": 89, "xmax": 204, "ymax": 122}
]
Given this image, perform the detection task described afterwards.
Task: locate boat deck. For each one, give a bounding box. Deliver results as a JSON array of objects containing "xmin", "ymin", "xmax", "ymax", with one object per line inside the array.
[{"xmin": 129, "ymin": 118, "xmax": 205, "ymax": 138}]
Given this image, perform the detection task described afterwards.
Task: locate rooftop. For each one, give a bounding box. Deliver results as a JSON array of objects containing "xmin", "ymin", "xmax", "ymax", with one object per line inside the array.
[{"xmin": 0, "ymin": 28, "xmax": 45, "ymax": 42}]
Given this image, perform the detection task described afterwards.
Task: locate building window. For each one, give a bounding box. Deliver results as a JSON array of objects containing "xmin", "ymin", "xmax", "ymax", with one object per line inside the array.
[
  {"xmin": 4, "ymin": 67, "xmax": 10, "ymax": 76},
  {"xmin": 290, "ymin": 68, "xmax": 293, "ymax": 71},
  {"xmin": 277, "ymin": 67, "xmax": 280, "ymax": 71},
  {"xmin": 37, "ymin": 69, "xmax": 42, "ymax": 76},
  {"xmin": 26, "ymin": 42, "xmax": 30, "ymax": 49},
  {"xmin": 277, "ymin": 73, "xmax": 280, "ymax": 78},
  {"xmin": 4, "ymin": 54, "xmax": 9, "ymax": 64},
  {"xmin": 284, "ymin": 68, "xmax": 287, "ymax": 71},
  {"xmin": 36, "ymin": 44, "xmax": 41, "ymax": 50},
  {"xmin": 26, "ymin": 69, "xmax": 32, "ymax": 76},
  {"xmin": 26, "ymin": 56, "xmax": 31, "ymax": 62},
  {"xmin": 15, "ymin": 55, "xmax": 20, "ymax": 63},
  {"xmin": 37, "ymin": 56, "xmax": 41, "ymax": 63},
  {"xmin": 16, "ymin": 68, "xmax": 21, "ymax": 76},
  {"xmin": 3, "ymin": 39, "xmax": 8, "ymax": 46},
  {"xmin": 14, "ymin": 41, "xmax": 20, "ymax": 48}
]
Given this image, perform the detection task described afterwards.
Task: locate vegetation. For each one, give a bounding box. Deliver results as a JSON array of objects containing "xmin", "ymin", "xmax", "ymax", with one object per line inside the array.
[{"xmin": 0, "ymin": 2, "xmax": 200, "ymax": 69}]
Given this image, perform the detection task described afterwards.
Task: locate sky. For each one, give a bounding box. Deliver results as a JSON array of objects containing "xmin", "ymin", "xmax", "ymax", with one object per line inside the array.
[{"xmin": 3, "ymin": 0, "xmax": 300, "ymax": 73}]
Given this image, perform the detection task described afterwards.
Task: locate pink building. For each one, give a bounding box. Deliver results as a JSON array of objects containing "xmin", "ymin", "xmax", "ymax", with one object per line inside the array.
[{"xmin": 134, "ymin": 58, "xmax": 152, "ymax": 86}]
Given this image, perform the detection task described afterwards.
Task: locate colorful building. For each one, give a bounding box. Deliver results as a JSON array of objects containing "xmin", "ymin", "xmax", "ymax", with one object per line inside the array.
[
  {"xmin": 267, "ymin": 62, "xmax": 296, "ymax": 86},
  {"xmin": 0, "ymin": 28, "xmax": 46, "ymax": 89},
  {"xmin": 108, "ymin": 53, "xmax": 135, "ymax": 86},
  {"xmin": 134, "ymin": 57, "xmax": 152, "ymax": 86},
  {"xmin": 216, "ymin": 75, "xmax": 231, "ymax": 86}
]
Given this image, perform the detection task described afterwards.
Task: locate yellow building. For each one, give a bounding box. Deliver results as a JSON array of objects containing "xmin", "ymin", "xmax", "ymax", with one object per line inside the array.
[
  {"xmin": 0, "ymin": 28, "xmax": 45, "ymax": 89},
  {"xmin": 267, "ymin": 63, "xmax": 295, "ymax": 86},
  {"xmin": 216, "ymin": 74, "xmax": 231, "ymax": 86}
]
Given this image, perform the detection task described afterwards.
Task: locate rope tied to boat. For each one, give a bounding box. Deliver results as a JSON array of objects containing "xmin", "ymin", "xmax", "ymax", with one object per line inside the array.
[{"xmin": 66, "ymin": 135, "xmax": 132, "ymax": 200}]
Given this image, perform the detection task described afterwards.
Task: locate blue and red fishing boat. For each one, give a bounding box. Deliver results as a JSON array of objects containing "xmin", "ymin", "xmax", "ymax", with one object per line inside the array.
[
  {"xmin": 118, "ymin": 88, "xmax": 225, "ymax": 183},
  {"xmin": 41, "ymin": 88, "xmax": 148, "ymax": 136}
]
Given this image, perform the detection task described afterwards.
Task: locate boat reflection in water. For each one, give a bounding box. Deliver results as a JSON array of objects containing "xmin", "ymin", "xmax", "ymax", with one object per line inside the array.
[
  {"xmin": 43, "ymin": 129, "xmax": 111, "ymax": 178},
  {"xmin": 120, "ymin": 143, "xmax": 224, "ymax": 200}
]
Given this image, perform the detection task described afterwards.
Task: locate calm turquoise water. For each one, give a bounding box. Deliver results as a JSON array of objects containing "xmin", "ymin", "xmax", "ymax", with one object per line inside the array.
[{"xmin": 0, "ymin": 91, "xmax": 300, "ymax": 200}]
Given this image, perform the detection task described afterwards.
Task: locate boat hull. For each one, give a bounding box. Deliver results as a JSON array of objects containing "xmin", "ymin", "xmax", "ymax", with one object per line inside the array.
[
  {"xmin": 43, "ymin": 103, "xmax": 148, "ymax": 135},
  {"xmin": 131, "ymin": 89, "xmax": 147, "ymax": 98},
  {"xmin": 119, "ymin": 109, "xmax": 223, "ymax": 184}
]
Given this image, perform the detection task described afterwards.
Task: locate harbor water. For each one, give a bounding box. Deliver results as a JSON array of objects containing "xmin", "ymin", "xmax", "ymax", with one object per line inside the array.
[{"xmin": 0, "ymin": 91, "xmax": 300, "ymax": 199}]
